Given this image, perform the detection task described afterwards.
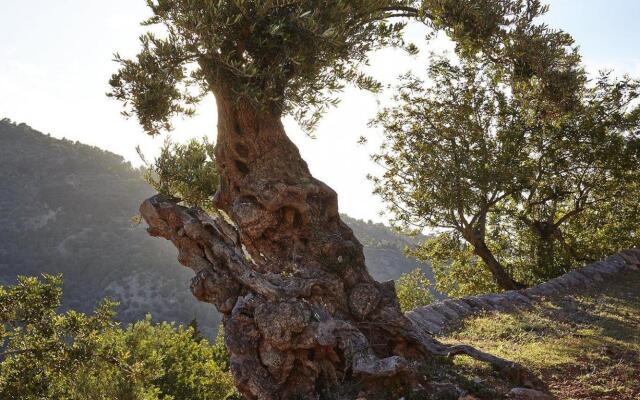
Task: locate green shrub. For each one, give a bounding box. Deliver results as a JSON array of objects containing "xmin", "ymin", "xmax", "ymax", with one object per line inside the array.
[
  {"xmin": 395, "ymin": 268, "xmax": 435, "ymax": 312},
  {"xmin": 0, "ymin": 275, "xmax": 237, "ymax": 400}
]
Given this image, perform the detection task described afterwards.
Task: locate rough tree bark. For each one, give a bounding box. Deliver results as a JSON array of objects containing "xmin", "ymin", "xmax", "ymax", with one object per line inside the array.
[{"xmin": 139, "ymin": 89, "xmax": 537, "ymax": 399}]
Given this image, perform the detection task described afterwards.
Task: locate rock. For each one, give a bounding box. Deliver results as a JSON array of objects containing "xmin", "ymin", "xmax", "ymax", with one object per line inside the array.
[
  {"xmin": 429, "ymin": 382, "xmax": 464, "ymax": 399},
  {"xmin": 564, "ymin": 271, "xmax": 592, "ymax": 287},
  {"xmin": 578, "ymin": 266, "xmax": 604, "ymax": 282},
  {"xmin": 548, "ymin": 279, "xmax": 569, "ymax": 292},
  {"xmin": 606, "ymin": 254, "xmax": 626, "ymax": 267},
  {"xmin": 480, "ymin": 294, "xmax": 517, "ymax": 312},
  {"xmin": 618, "ymin": 251, "xmax": 639, "ymax": 264},
  {"xmin": 415, "ymin": 308, "xmax": 448, "ymax": 325},
  {"xmin": 508, "ymin": 388, "xmax": 554, "ymax": 400},
  {"xmin": 523, "ymin": 285, "xmax": 546, "ymax": 297},
  {"xmin": 444, "ymin": 299, "xmax": 474, "ymax": 315},
  {"xmin": 574, "ymin": 270, "xmax": 597, "ymax": 284},
  {"xmin": 502, "ymin": 291, "xmax": 534, "ymax": 307},
  {"xmin": 617, "ymin": 255, "xmax": 639, "ymax": 271},
  {"xmin": 527, "ymin": 276, "xmax": 573, "ymax": 297},
  {"xmin": 463, "ymin": 296, "xmax": 493, "ymax": 311},
  {"xmin": 625, "ymin": 262, "xmax": 639, "ymax": 271},
  {"xmin": 534, "ymin": 281, "xmax": 562, "ymax": 296},
  {"xmin": 551, "ymin": 274, "xmax": 578, "ymax": 290},
  {"xmin": 591, "ymin": 261, "xmax": 618, "ymax": 276},
  {"xmin": 431, "ymin": 303, "xmax": 460, "ymax": 320},
  {"xmin": 546, "ymin": 277, "xmax": 566, "ymax": 290},
  {"xmin": 627, "ymin": 248, "xmax": 640, "ymax": 260},
  {"xmin": 406, "ymin": 311, "xmax": 443, "ymax": 334}
]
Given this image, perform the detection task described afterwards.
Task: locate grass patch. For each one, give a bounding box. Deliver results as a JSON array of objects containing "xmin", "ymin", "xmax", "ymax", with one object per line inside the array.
[{"xmin": 440, "ymin": 271, "xmax": 640, "ymax": 400}]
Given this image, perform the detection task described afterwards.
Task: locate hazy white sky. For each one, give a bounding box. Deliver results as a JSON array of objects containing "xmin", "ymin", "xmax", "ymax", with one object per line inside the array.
[{"xmin": 1, "ymin": 1, "xmax": 639, "ymax": 223}]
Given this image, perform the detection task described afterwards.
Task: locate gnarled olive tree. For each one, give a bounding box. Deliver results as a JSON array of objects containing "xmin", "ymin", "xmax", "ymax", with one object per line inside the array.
[{"xmin": 110, "ymin": 1, "xmax": 573, "ymax": 398}]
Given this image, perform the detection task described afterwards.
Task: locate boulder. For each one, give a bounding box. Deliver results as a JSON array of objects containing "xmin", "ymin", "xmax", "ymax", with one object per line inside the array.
[
  {"xmin": 443, "ymin": 299, "xmax": 474, "ymax": 316},
  {"xmin": 431, "ymin": 303, "xmax": 461, "ymax": 320},
  {"xmin": 406, "ymin": 311, "xmax": 443, "ymax": 334},
  {"xmin": 415, "ymin": 308, "xmax": 448, "ymax": 326}
]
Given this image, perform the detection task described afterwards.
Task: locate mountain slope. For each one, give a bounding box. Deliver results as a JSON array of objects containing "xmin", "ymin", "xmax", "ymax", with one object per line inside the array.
[
  {"xmin": 0, "ymin": 119, "xmax": 433, "ymax": 333},
  {"xmin": 341, "ymin": 214, "xmax": 434, "ymax": 284},
  {"xmin": 0, "ymin": 119, "xmax": 220, "ymax": 331}
]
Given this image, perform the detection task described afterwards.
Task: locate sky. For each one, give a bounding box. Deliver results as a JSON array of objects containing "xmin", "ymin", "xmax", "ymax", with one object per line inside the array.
[{"xmin": 1, "ymin": 1, "xmax": 639, "ymax": 223}]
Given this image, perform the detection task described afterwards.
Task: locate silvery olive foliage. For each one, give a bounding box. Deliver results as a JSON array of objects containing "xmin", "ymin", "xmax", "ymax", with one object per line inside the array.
[
  {"xmin": 140, "ymin": 138, "xmax": 219, "ymax": 211},
  {"xmin": 109, "ymin": 0, "xmax": 581, "ymax": 135},
  {"xmin": 109, "ymin": 0, "xmax": 422, "ymax": 134}
]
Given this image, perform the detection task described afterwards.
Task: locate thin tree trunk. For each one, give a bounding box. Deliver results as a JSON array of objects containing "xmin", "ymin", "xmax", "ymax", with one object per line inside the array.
[
  {"xmin": 536, "ymin": 232, "xmax": 556, "ymax": 279},
  {"xmin": 140, "ymin": 90, "xmax": 534, "ymax": 399},
  {"xmin": 472, "ymin": 240, "xmax": 526, "ymax": 291}
]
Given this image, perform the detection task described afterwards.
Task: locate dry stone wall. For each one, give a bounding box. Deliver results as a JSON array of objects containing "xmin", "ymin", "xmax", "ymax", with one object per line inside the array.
[{"xmin": 406, "ymin": 249, "xmax": 640, "ymax": 335}]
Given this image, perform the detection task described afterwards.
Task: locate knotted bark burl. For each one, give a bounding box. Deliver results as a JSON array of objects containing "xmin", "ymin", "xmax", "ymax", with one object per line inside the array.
[{"xmin": 139, "ymin": 91, "xmax": 540, "ymax": 399}]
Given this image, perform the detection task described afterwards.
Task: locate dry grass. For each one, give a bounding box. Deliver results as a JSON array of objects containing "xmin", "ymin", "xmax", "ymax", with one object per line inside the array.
[{"xmin": 439, "ymin": 270, "xmax": 640, "ymax": 400}]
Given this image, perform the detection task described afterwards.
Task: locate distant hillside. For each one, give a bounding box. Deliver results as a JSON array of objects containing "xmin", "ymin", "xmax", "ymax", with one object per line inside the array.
[
  {"xmin": 0, "ymin": 119, "xmax": 435, "ymax": 334},
  {"xmin": 341, "ymin": 215, "xmax": 434, "ymax": 284},
  {"xmin": 0, "ymin": 119, "xmax": 220, "ymax": 332}
]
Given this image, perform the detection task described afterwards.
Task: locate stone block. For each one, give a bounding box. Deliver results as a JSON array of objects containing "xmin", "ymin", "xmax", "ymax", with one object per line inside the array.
[
  {"xmin": 502, "ymin": 291, "xmax": 534, "ymax": 307},
  {"xmin": 406, "ymin": 311, "xmax": 443, "ymax": 334},
  {"xmin": 431, "ymin": 303, "xmax": 461, "ymax": 320},
  {"xmin": 443, "ymin": 299, "xmax": 473, "ymax": 316}
]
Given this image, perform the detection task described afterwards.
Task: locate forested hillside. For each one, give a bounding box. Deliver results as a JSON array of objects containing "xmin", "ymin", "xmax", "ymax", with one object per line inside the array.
[
  {"xmin": 341, "ymin": 214, "xmax": 435, "ymax": 284},
  {"xmin": 0, "ymin": 119, "xmax": 433, "ymax": 333}
]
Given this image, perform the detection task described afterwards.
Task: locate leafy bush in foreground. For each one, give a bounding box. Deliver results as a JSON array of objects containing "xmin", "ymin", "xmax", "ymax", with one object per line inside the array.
[{"xmin": 0, "ymin": 275, "xmax": 236, "ymax": 400}]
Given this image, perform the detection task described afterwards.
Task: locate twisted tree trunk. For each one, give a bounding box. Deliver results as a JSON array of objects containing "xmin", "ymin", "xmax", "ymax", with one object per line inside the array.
[{"xmin": 139, "ymin": 91, "xmax": 535, "ymax": 399}]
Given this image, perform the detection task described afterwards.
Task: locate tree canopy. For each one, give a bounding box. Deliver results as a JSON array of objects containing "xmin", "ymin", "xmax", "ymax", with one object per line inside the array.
[
  {"xmin": 109, "ymin": 0, "xmax": 580, "ymax": 134},
  {"xmin": 372, "ymin": 53, "xmax": 640, "ymax": 296}
]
